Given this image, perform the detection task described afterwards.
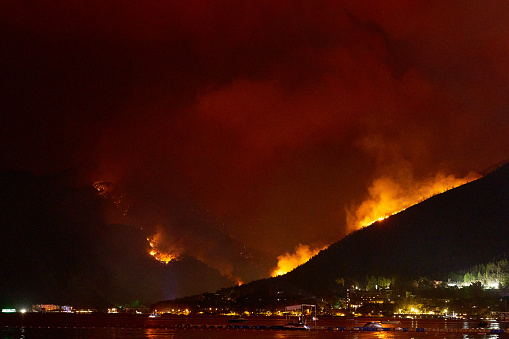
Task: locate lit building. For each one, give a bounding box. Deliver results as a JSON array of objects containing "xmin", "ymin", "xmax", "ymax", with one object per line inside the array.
[{"xmin": 32, "ymin": 304, "xmax": 60, "ymax": 312}]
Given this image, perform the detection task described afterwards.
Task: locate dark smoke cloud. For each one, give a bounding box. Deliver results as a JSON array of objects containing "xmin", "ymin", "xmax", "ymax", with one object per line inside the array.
[{"xmin": 1, "ymin": 1, "xmax": 508, "ymax": 288}]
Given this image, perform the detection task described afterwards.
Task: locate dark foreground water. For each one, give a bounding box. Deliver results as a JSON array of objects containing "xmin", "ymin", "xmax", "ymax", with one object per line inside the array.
[{"xmin": 1, "ymin": 314, "xmax": 508, "ymax": 338}]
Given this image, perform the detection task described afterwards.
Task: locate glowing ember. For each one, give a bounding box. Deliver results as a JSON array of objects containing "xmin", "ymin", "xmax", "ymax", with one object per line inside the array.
[
  {"xmin": 271, "ymin": 244, "xmax": 326, "ymax": 277},
  {"xmin": 347, "ymin": 171, "xmax": 480, "ymax": 231},
  {"xmin": 93, "ymin": 181, "xmax": 112, "ymax": 197},
  {"xmin": 236, "ymin": 279, "xmax": 244, "ymax": 286},
  {"xmin": 92, "ymin": 181, "xmax": 130, "ymax": 217}
]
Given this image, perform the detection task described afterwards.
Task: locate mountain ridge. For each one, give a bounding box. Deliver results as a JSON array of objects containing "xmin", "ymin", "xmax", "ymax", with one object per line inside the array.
[
  {"xmin": 152, "ymin": 163, "xmax": 508, "ymax": 311},
  {"xmin": 277, "ymin": 162, "xmax": 509, "ymax": 294}
]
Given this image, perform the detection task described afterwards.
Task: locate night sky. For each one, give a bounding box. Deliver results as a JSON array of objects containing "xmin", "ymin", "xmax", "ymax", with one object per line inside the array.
[{"xmin": 1, "ymin": 1, "xmax": 508, "ymax": 298}]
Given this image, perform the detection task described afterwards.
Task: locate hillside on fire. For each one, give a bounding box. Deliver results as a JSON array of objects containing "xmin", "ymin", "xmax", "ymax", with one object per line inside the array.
[
  {"xmin": 283, "ymin": 161, "xmax": 509, "ymax": 293},
  {"xmin": 154, "ymin": 162, "xmax": 509, "ymax": 310},
  {"xmin": 1, "ymin": 162, "xmax": 507, "ymax": 310},
  {"xmin": 0, "ymin": 170, "xmax": 236, "ymax": 309}
]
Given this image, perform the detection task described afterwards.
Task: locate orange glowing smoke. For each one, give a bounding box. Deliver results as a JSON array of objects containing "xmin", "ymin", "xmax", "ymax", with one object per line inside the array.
[
  {"xmin": 271, "ymin": 244, "xmax": 327, "ymax": 277},
  {"xmin": 147, "ymin": 226, "xmax": 182, "ymax": 264},
  {"xmin": 347, "ymin": 171, "xmax": 480, "ymax": 232},
  {"xmin": 148, "ymin": 241, "xmax": 178, "ymax": 264}
]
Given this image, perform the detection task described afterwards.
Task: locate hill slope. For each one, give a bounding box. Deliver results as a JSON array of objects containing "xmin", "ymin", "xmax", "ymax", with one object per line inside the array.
[
  {"xmin": 281, "ymin": 162, "xmax": 509, "ymax": 294},
  {"xmin": 0, "ymin": 171, "xmax": 235, "ymax": 309},
  {"xmin": 153, "ymin": 163, "xmax": 509, "ymax": 311}
]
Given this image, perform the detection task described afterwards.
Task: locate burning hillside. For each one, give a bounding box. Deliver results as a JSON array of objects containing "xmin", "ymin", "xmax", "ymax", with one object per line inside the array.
[
  {"xmin": 347, "ymin": 171, "xmax": 480, "ymax": 232},
  {"xmin": 270, "ymin": 170, "xmax": 480, "ymax": 277},
  {"xmin": 147, "ymin": 226, "xmax": 183, "ymax": 264},
  {"xmin": 271, "ymin": 244, "xmax": 326, "ymax": 277},
  {"xmin": 139, "ymin": 169, "xmax": 482, "ymax": 279}
]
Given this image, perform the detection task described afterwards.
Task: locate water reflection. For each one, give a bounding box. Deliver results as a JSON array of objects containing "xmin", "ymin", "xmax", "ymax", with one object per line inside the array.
[
  {"xmin": 2, "ymin": 315, "xmax": 509, "ymax": 339},
  {"xmin": 373, "ymin": 331, "xmax": 391, "ymax": 339},
  {"xmin": 1, "ymin": 327, "xmax": 506, "ymax": 339},
  {"xmin": 145, "ymin": 328, "xmax": 175, "ymax": 339}
]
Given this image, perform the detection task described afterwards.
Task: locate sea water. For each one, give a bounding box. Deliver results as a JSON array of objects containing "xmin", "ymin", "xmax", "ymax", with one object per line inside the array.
[{"xmin": 0, "ymin": 314, "xmax": 506, "ymax": 338}]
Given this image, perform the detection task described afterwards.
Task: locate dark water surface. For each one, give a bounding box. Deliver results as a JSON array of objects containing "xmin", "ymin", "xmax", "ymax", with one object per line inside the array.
[{"xmin": 1, "ymin": 314, "xmax": 508, "ymax": 338}]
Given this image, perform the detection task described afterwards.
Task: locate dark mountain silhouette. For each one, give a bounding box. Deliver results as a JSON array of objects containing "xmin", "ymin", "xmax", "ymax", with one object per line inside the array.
[
  {"xmin": 157, "ymin": 162, "xmax": 509, "ymax": 309},
  {"xmin": 259, "ymin": 162, "xmax": 509, "ymax": 298},
  {"xmin": 0, "ymin": 170, "xmax": 234, "ymax": 309},
  {"xmin": 3, "ymin": 161, "xmax": 508, "ymax": 310}
]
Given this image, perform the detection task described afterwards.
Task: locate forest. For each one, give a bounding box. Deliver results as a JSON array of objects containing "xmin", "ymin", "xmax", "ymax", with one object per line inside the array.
[{"xmin": 449, "ymin": 257, "xmax": 509, "ymax": 288}]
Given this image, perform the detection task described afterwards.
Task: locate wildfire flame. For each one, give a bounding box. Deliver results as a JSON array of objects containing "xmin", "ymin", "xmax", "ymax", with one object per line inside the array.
[
  {"xmin": 148, "ymin": 239, "xmax": 179, "ymax": 264},
  {"xmin": 147, "ymin": 226, "xmax": 182, "ymax": 264},
  {"xmin": 271, "ymin": 244, "xmax": 326, "ymax": 277},
  {"xmin": 347, "ymin": 171, "xmax": 480, "ymax": 231},
  {"xmin": 270, "ymin": 171, "xmax": 480, "ymax": 278}
]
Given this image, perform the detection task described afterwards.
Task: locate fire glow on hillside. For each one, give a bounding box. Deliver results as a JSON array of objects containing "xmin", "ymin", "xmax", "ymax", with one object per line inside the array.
[
  {"xmin": 148, "ymin": 244, "xmax": 178, "ymax": 264},
  {"xmin": 147, "ymin": 227, "xmax": 181, "ymax": 264},
  {"xmin": 271, "ymin": 244, "xmax": 326, "ymax": 277},
  {"xmin": 145, "ymin": 171, "xmax": 481, "ymax": 278},
  {"xmin": 347, "ymin": 172, "xmax": 480, "ymax": 231},
  {"xmin": 148, "ymin": 238, "xmax": 178, "ymax": 264},
  {"xmin": 269, "ymin": 171, "xmax": 480, "ymax": 277}
]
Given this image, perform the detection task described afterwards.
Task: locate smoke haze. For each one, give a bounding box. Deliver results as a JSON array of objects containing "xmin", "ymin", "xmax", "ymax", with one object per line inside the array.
[{"xmin": 1, "ymin": 1, "xmax": 508, "ymax": 292}]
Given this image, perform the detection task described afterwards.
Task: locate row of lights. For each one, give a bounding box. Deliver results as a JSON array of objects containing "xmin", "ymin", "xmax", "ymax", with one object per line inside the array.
[{"xmin": 2, "ymin": 308, "xmax": 27, "ymax": 313}]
